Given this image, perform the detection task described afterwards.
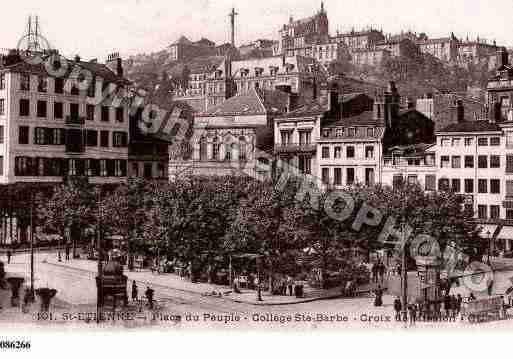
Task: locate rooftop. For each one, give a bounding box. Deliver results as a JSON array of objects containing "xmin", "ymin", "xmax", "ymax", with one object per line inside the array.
[{"xmin": 437, "ymin": 120, "xmax": 502, "ymax": 133}]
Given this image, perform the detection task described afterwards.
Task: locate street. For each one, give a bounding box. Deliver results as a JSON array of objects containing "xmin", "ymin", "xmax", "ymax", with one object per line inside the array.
[{"xmin": 3, "ymin": 251, "xmax": 512, "ymax": 329}]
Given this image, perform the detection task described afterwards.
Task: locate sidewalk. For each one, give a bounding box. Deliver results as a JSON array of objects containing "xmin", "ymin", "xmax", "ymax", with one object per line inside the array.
[{"xmin": 43, "ymin": 255, "xmax": 359, "ymax": 306}]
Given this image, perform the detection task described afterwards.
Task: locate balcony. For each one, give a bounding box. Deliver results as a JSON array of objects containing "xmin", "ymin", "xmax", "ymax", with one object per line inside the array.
[
  {"xmin": 274, "ymin": 143, "xmax": 316, "ymax": 154},
  {"xmin": 65, "ymin": 116, "xmax": 86, "ymax": 125}
]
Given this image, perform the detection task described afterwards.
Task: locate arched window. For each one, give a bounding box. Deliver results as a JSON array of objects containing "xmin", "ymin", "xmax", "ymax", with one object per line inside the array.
[
  {"xmin": 225, "ymin": 142, "xmax": 232, "ymax": 161},
  {"xmin": 199, "ymin": 136, "xmax": 207, "ymax": 161}
]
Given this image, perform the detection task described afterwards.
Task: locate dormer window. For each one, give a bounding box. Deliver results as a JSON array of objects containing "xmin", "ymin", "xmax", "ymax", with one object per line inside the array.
[
  {"xmin": 335, "ymin": 128, "xmax": 343, "ymax": 137},
  {"xmin": 241, "ymin": 68, "xmax": 250, "ymax": 78},
  {"xmin": 348, "ymin": 127, "xmax": 356, "ymax": 137},
  {"xmin": 255, "ymin": 67, "xmax": 264, "ymax": 77},
  {"xmin": 322, "ymin": 129, "xmax": 331, "ymax": 138},
  {"xmin": 269, "ymin": 66, "xmax": 279, "ymax": 76},
  {"xmin": 215, "ymin": 70, "xmax": 223, "ymax": 79}
]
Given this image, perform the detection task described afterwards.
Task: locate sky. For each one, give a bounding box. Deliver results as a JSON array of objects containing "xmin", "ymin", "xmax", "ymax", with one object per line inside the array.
[{"xmin": 0, "ymin": 0, "xmax": 511, "ymax": 61}]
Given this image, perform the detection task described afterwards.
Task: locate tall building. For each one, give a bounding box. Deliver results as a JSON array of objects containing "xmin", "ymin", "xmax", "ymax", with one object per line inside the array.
[
  {"xmin": 417, "ymin": 33, "xmax": 459, "ymax": 62},
  {"xmin": 333, "ymin": 28, "xmax": 385, "ymax": 51},
  {"xmin": 278, "ymin": 3, "xmax": 329, "ymax": 57},
  {"xmin": 0, "ymin": 50, "xmax": 130, "ymax": 184},
  {"xmin": 168, "ymin": 36, "xmax": 217, "ymax": 62}
]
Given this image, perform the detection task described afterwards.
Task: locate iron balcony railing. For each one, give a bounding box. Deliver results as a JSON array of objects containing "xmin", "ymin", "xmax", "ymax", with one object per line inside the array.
[{"xmin": 274, "ymin": 143, "xmax": 316, "ymax": 154}]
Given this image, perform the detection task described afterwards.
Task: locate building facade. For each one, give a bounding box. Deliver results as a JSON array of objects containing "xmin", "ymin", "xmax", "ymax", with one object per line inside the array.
[{"xmin": 0, "ymin": 50, "xmax": 130, "ymax": 185}]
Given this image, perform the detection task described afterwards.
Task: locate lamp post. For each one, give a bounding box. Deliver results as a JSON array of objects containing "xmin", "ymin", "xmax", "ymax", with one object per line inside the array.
[
  {"xmin": 487, "ymin": 230, "xmax": 491, "ymax": 266},
  {"xmin": 96, "ymin": 189, "xmax": 103, "ymax": 324},
  {"xmin": 400, "ymin": 221, "xmax": 408, "ymax": 322},
  {"xmin": 29, "ymin": 189, "xmax": 35, "ymax": 302},
  {"xmin": 256, "ymin": 256, "xmax": 262, "ymax": 302}
]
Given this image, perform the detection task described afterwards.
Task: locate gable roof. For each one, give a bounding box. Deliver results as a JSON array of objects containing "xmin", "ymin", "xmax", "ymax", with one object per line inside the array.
[
  {"xmin": 438, "ymin": 120, "xmax": 502, "ymax": 133},
  {"xmin": 196, "ymin": 88, "xmax": 288, "ymax": 117}
]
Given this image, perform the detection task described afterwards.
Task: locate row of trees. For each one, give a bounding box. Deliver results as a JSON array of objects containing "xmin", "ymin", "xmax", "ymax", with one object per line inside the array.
[{"xmin": 0, "ymin": 175, "xmax": 487, "ymax": 290}]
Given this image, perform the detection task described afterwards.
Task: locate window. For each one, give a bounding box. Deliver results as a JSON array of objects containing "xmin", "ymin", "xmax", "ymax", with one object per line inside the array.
[
  {"xmin": 100, "ymin": 159, "xmax": 107, "ymax": 176},
  {"xmin": 508, "ymin": 210, "xmax": 513, "ymax": 220},
  {"xmin": 366, "ymin": 168, "xmax": 375, "ymax": 186},
  {"xmin": 212, "ymin": 137, "xmax": 219, "ymax": 160},
  {"xmin": 37, "ymin": 100, "xmax": 47, "ymax": 118},
  {"xmin": 490, "ymin": 155, "xmax": 500, "ymax": 168},
  {"xmin": 298, "ymin": 155, "xmax": 311, "ymax": 174},
  {"xmin": 478, "ymin": 155, "xmax": 488, "ymax": 169},
  {"xmin": 346, "ymin": 146, "xmax": 355, "ymax": 158},
  {"xmin": 113, "ymin": 132, "xmax": 127, "ymax": 147},
  {"xmin": 464, "ymin": 179, "xmax": 474, "ymax": 193},
  {"xmin": 464, "ymin": 138, "xmax": 473, "ymax": 146},
  {"xmin": 0, "ymin": 74, "xmax": 5, "ymax": 89},
  {"xmin": 321, "ymin": 168, "xmax": 330, "ymax": 184},
  {"xmin": 0, "ymin": 126, "xmax": 3, "ymax": 144},
  {"xmin": 334, "ymin": 147, "xmax": 341, "ymax": 158},
  {"xmin": 464, "ymin": 156, "xmax": 474, "ymax": 168},
  {"xmin": 507, "ymin": 180, "xmax": 513, "ymax": 197},
  {"xmin": 19, "ymin": 99, "xmax": 30, "ymax": 117},
  {"xmin": 490, "ymin": 179, "xmax": 500, "ymax": 194},
  {"xmin": 34, "ymin": 127, "xmax": 46, "ymax": 145},
  {"xmin": 367, "ymin": 128, "xmax": 374, "ymax": 137},
  {"xmin": 280, "ymin": 130, "xmax": 291, "ymax": 145},
  {"xmin": 346, "ymin": 168, "xmax": 355, "ymax": 185},
  {"xmin": 20, "ymin": 74, "xmax": 30, "ymax": 91},
  {"xmin": 490, "ymin": 137, "xmax": 500, "ymax": 146},
  {"xmin": 451, "ymin": 179, "xmax": 461, "ymax": 192},
  {"xmin": 452, "ymin": 138, "xmax": 461, "ymax": 146},
  {"xmin": 478, "ymin": 138, "xmax": 488, "ymax": 146},
  {"xmin": 321, "ymin": 146, "xmax": 330, "ymax": 159},
  {"xmin": 441, "ymin": 156, "xmax": 450, "ymax": 168},
  {"xmin": 225, "ymin": 144, "xmax": 232, "ymax": 161},
  {"xmin": 70, "ymin": 103, "xmax": 79, "ymax": 119},
  {"xmin": 100, "ymin": 130, "xmax": 109, "ymax": 147},
  {"xmin": 114, "ymin": 160, "xmax": 126, "ymax": 177},
  {"xmin": 439, "ymin": 178, "xmax": 450, "ymax": 191},
  {"xmin": 478, "ymin": 179, "xmax": 487, "ymax": 193},
  {"xmin": 86, "ymin": 105, "xmax": 95, "ymax": 121},
  {"xmin": 87, "ymin": 77, "xmax": 96, "ymax": 97},
  {"xmin": 347, "ymin": 128, "xmax": 355, "ymax": 137},
  {"xmin": 393, "ymin": 175, "xmax": 404, "ymax": 189},
  {"xmin": 37, "ymin": 76, "xmax": 47, "ymax": 92},
  {"xmin": 334, "ymin": 168, "xmax": 342, "ymax": 185},
  {"xmin": 101, "ymin": 106, "xmax": 110, "ymax": 122},
  {"xmin": 490, "ymin": 205, "xmax": 500, "ymax": 220},
  {"xmin": 478, "ymin": 205, "xmax": 487, "ymax": 219},
  {"xmin": 86, "ymin": 130, "xmax": 98, "ymax": 147},
  {"xmin": 0, "ymin": 156, "xmax": 3, "ymax": 176},
  {"xmin": 70, "ymin": 84, "xmax": 79, "ymax": 96},
  {"xmin": 19, "ymin": 126, "xmax": 29, "ymax": 144},
  {"xmin": 0, "ymin": 99, "xmax": 4, "ymax": 115},
  {"xmin": 54, "ymin": 102, "xmax": 63, "ymax": 119},
  {"xmin": 199, "ymin": 137, "xmax": 207, "ymax": 160},
  {"xmin": 322, "ymin": 129, "xmax": 331, "ymax": 138},
  {"xmin": 15, "ymin": 157, "xmax": 32, "ymax": 176},
  {"xmin": 52, "ymin": 128, "xmax": 64, "ymax": 145},
  {"xmin": 425, "ymin": 175, "xmax": 436, "ymax": 191},
  {"xmin": 451, "ymin": 156, "xmax": 461, "ymax": 168},
  {"xmin": 507, "ymin": 155, "xmax": 513, "ymax": 173},
  {"xmin": 441, "ymin": 138, "xmax": 450, "ymax": 147},
  {"xmin": 54, "ymin": 78, "xmax": 64, "ymax": 94},
  {"xmin": 365, "ymin": 146, "xmax": 374, "ymax": 159},
  {"xmin": 116, "ymin": 107, "xmax": 124, "ymax": 123}
]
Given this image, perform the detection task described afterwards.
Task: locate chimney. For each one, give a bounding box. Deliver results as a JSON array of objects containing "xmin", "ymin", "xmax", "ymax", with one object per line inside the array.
[
  {"xmin": 456, "ymin": 100, "xmax": 464, "ymax": 123},
  {"xmin": 497, "ymin": 46, "xmax": 509, "ymax": 67},
  {"xmin": 490, "ymin": 101, "xmax": 502, "ymax": 123},
  {"xmin": 328, "ymin": 86, "xmax": 339, "ymax": 117},
  {"xmin": 312, "ymin": 77, "xmax": 318, "ymax": 100},
  {"xmin": 106, "ymin": 52, "xmax": 123, "ymax": 77}
]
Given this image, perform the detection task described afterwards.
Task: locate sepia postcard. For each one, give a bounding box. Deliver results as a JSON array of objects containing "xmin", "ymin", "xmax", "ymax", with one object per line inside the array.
[{"xmin": 0, "ymin": 0, "xmax": 512, "ymax": 356}]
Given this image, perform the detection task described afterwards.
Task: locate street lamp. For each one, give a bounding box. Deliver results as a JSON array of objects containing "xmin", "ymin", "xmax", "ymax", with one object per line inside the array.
[{"xmin": 487, "ymin": 230, "xmax": 491, "ymax": 266}]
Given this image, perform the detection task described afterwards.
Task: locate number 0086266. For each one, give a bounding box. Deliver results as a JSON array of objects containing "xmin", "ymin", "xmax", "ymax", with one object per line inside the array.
[{"xmin": 0, "ymin": 341, "xmax": 31, "ymax": 350}]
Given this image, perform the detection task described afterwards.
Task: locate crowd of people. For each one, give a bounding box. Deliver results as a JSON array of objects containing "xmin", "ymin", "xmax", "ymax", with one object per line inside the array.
[{"xmin": 392, "ymin": 293, "xmax": 464, "ymax": 323}]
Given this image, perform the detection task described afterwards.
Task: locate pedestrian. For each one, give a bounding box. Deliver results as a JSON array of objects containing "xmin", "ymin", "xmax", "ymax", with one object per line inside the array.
[
  {"xmin": 287, "ymin": 276, "xmax": 294, "ymax": 296},
  {"xmin": 444, "ymin": 293, "xmax": 451, "ymax": 318},
  {"xmin": 456, "ymin": 294, "xmax": 463, "ymax": 315},
  {"xmin": 371, "ymin": 263, "xmax": 378, "ymax": 283},
  {"xmin": 408, "ymin": 303, "xmax": 417, "ymax": 325},
  {"xmin": 131, "ymin": 280, "xmax": 138, "ymax": 302},
  {"xmin": 450, "ymin": 295, "xmax": 458, "ymax": 319},
  {"xmin": 145, "ymin": 286, "xmax": 154, "ymax": 309},
  {"xmin": 6, "ymin": 250, "xmax": 11, "ymax": 264},
  {"xmin": 378, "ymin": 262, "xmax": 385, "ymax": 283},
  {"xmin": 396, "ymin": 263, "xmax": 402, "ymax": 277},
  {"xmin": 393, "ymin": 296, "xmax": 402, "ymax": 321},
  {"xmin": 374, "ymin": 286, "xmax": 383, "ymax": 307},
  {"xmin": 65, "ymin": 245, "xmax": 70, "ymax": 261},
  {"xmin": 468, "ymin": 292, "xmax": 476, "ymax": 301},
  {"xmin": 487, "ymin": 279, "xmax": 494, "ymax": 296}
]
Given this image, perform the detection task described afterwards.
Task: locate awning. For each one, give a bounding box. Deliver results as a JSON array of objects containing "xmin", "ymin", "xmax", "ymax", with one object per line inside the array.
[
  {"xmin": 497, "ymin": 226, "xmax": 513, "ymax": 240},
  {"xmin": 478, "ymin": 224, "xmax": 498, "ymax": 238}
]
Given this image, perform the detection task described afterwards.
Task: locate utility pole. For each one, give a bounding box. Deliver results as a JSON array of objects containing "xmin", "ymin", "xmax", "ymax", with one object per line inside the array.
[
  {"xmin": 229, "ymin": 8, "xmax": 238, "ymax": 48},
  {"xmin": 96, "ymin": 189, "xmax": 102, "ymax": 324},
  {"xmin": 29, "ymin": 189, "xmax": 35, "ymax": 302}
]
